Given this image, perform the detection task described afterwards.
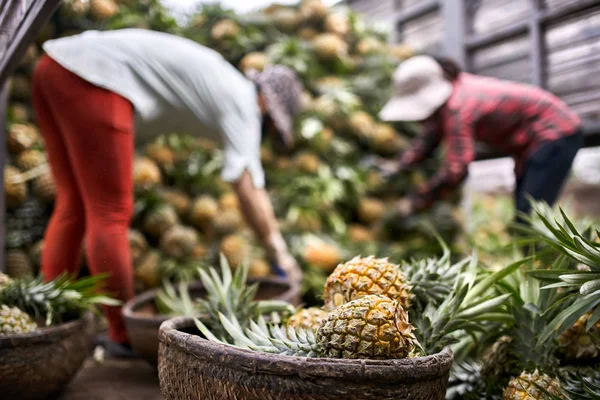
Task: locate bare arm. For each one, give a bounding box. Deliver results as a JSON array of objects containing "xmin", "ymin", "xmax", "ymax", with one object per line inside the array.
[{"xmin": 233, "ymin": 170, "xmax": 302, "ymax": 283}]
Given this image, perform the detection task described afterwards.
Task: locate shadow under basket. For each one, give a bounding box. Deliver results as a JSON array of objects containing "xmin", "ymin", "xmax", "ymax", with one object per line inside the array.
[
  {"xmin": 123, "ymin": 277, "xmax": 301, "ymax": 366},
  {"xmin": 0, "ymin": 311, "xmax": 95, "ymax": 400},
  {"xmin": 157, "ymin": 317, "xmax": 454, "ymax": 400}
]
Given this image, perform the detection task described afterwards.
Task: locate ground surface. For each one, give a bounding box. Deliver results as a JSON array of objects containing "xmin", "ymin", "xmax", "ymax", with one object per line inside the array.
[{"xmin": 58, "ymin": 357, "xmax": 162, "ymax": 400}]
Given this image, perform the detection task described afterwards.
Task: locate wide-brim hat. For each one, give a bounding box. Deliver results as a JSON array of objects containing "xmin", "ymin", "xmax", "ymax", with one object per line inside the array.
[
  {"xmin": 248, "ymin": 66, "xmax": 303, "ymax": 148},
  {"xmin": 379, "ymin": 55, "xmax": 453, "ymax": 122}
]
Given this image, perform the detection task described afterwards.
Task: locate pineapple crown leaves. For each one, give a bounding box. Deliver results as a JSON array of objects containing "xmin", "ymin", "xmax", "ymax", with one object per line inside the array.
[
  {"xmin": 560, "ymin": 367, "xmax": 600, "ymax": 400},
  {"xmin": 0, "ymin": 273, "xmax": 120, "ymax": 326}
]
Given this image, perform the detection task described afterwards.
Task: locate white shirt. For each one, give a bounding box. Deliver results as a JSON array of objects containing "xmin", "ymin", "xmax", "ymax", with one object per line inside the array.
[{"xmin": 43, "ymin": 29, "xmax": 265, "ymax": 188}]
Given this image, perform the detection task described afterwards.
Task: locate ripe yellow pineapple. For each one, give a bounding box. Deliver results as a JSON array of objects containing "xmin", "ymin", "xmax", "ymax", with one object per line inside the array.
[
  {"xmin": 135, "ymin": 250, "xmax": 162, "ymax": 289},
  {"xmin": 316, "ymin": 295, "xmax": 420, "ymax": 359},
  {"xmin": 558, "ymin": 312, "xmax": 600, "ymax": 362},
  {"xmin": 239, "ymin": 52, "xmax": 270, "ymax": 73},
  {"xmin": 503, "ymin": 370, "xmax": 563, "ymax": 400},
  {"xmin": 356, "ymin": 37, "xmax": 385, "ymax": 55},
  {"xmin": 6, "ymin": 249, "xmax": 34, "ymax": 279},
  {"xmin": 0, "ymin": 305, "xmax": 38, "ymax": 335},
  {"xmin": 348, "ymin": 224, "xmax": 376, "ymax": 242},
  {"xmin": 358, "ymin": 197, "xmax": 386, "ymax": 225},
  {"xmin": 190, "ymin": 195, "xmax": 219, "ymax": 228},
  {"xmin": 303, "ymin": 240, "xmax": 342, "ymax": 272},
  {"xmin": 219, "ymin": 235, "xmax": 250, "ymax": 269},
  {"xmin": 160, "ymin": 225, "xmax": 199, "ymax": 260},
  {"xmin": 7, "ymin": 123, "xmax": 39, "ymax": 153},
  {"xmin": 313, "ymin": 34, "xmax": 348, "ymax": 61},
  {"xmin": 158, "ymin": 188, "xmax": 191, "ymax": 218},
  {"xmin": 388, "ymin": 44, "xmax": 414, "ymax": 60},
  {"xmin": 213, "ymin": 209, "xmax": 244, "ymax": 236},
  {"xmin": 249, "ymin": 258, "xmax": 271, "ymax": 278},
  {"xmin": 294, "ymin": 151, "xmax": 321, "ymax": 174},
  {"xmin": 323, "ymin": 256, "xmax": 412, "ymax": 311},
  {"xmin": 128, "ymin": 230, "xmax": 148, "ymax": 266},
  {"xmin": 133, "ymin": 157, "xmax": 161, "ymax": 192},
  {"xmin": 60, "ymin": 0, "xmax": 91, "ymax": 18},
  {"xmin": 270, "ymin": 8, "xmax": 300, "ymax": 32},
  {"xmin": 32, "ymin": 170, "xmax": 56, "ymax": 203},
  {"xmin": 299, "ymin": 0, "xmax": 328, "ymax": 23},
  {"xmin": 15, "ymin": 149, "xmax": 46, "ymax": 171},
  {"xmin": 287, "ymin": 307, "xmax": 328, "ymax": 330},
  {"xmin": 298, "ymin": 27, "xmax": 318, "ymax": 40},
  {"xmin": 145, "ymin": 142, "xmax": 175, "ymax": 168},
  {"xmin": 211, "ymin": 19, "xmax": 240, "ymax": 41},
  {"xmin": 370, "ymin": 124, "xmax": 407, "ymax": 155},
  {"xmin": 324, "ymin": 13, "xmax": 350, "ymax": 37},
  {"xmin": 192, "ymin": 243, "xmax": 209, "ymax": 260},
  {"xmin": 219, "ymin": 192, "xmax": 240, "ymax": 211},
  {"xmin": 143, "ymin": 204, "xmax": 179, "ymax": 238},
  {"xmin": 347, "ymin": 111, "xmax": 375, "ymax": 140},
  {"xmin": 89, "ymin": 0, "xmax": 119, "ymax": 20},
  {"xmin": 4, "ymin": 166, "xmax": 27, "ymax": 208}
]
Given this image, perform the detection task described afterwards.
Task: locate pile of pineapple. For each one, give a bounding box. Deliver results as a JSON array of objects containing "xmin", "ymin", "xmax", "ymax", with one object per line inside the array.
[{"xmin": 4, "ymin": 0, "xmax": 464, "ymax": 303}]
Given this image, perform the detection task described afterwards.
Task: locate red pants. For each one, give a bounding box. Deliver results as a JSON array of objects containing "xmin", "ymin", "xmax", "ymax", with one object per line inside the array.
[{"xmin": 32, "ymin": 55, "xmax": 134, "ymax": 344}]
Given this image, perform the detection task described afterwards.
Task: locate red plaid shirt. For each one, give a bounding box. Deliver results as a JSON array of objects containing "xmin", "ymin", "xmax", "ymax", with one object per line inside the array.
[{"xmin": 400, "ymin": 73, "xmax": 581, "ymax": 210}]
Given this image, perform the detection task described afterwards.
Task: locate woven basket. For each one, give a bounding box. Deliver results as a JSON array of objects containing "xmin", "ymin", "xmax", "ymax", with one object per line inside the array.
[
  {"xmin": 158, "ymin": 317, "xmax": 453, "ymax": 400},
  {"xmin": 123, "ymin": 277, "xmax": 301, "ymax": 366},
  {"xmin": 0, "ymin": 311, "xmax": 94, "ymax": 399}
]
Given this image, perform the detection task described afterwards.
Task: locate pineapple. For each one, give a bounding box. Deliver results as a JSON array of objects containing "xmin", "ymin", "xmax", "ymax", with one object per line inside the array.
[
  {"xmin": 0, "ymin": 273, "xmax": 12, "ymax": 289},
  {"xmin": 275, "ymin": 156, "xmax": 293, "ymax": 171},
  {"xmin": 324, "ymin": 13, "xmax": 350, "ymax": 37},
  {"xmin": 29, "ymin": 240, "xmax": 44, "ymax": 271},
  {"xmin": 357, "ymin": 197, "xmax": 386, "ymax": 225},
  {"xmin": 7, "ymin": 123, "xmax": 39, "ymax": 153},
  {"xmin": 294, "ymin": 151, "xmax": 321, "ymax": 174},
  {"xmin": 219, "ymin": 192, "xmax": 240, "ymax": 211},
  {"xmin": 347, "ymin": 111, "xmax": 375, "ymax": 140},
  {"xmin": 557, "ymin": 312, "xmax": 600, "ymax": 363},
  {"xmin": 89, "ymin": 0, "xmax": 119, "ymax": 20},
  {"xmin": 323, "ymin": 256, "xmax": 412, "ymax": 310},
  {"xmin": 298, "ymin": 28, "xmax": 318, "ymax": 40},
  {"xmin": 0, "ymin": 305, "xmax": 37, "ymax": 335},
  {"xmin": 270, "ymin": 8, "xmax": 300, "ymax": 33},
  {"xmin": 348, "ymin": 224, "xmax": 375, "ymax": 242},
  {"xmin": 160, "ymin": 225, "xmax": 199, "ymax": 260},
  {"xmin": 370, "ymin": 124, "xmax": 407, "ymax": 155},
  {"xmin": 133, "ymin": 157, "xmax": 161, "ymax": 192},
  {"xmin": 313, "ymin": 34, "xmax": 348, "ymax": 61},
  {"xmin": 213, "ymin": 209, "xmax": 244, "ymax": 236},
  {"xmin": 482, "ymin": 336, "xmax": 518, "ymax": 384},
  {"xmin": 303, "ymin": 240, "xmax": 342, "ymax": 272},
  {"xmin": 145, "ymin": 142, "xmax": 175, "ymax": 168},
  {"xmin": 60, "ymin": 0, "xmax": 91, "ymax": 18},
  {"xmin": 32, "ymin": 171, "xmax": 56, "ymax": 203},
  {"xmin": 292, "ymin": 211, "xmax": 322, "ymax": 232},
  {"xmin": 143, "ymin": 204, "xmax": 179, "ymax": 238},
  {"xmin": 356, "ymin": 37, "xmax": 386, "ymax": 56},
  {"xmin": 8, "ymin": 103, "xmax": 31, "ymax": 123},
  {"xmin": 317, "ymin": 295, "xmax": 420, "ymax": 359},
  {"xmin": 4, "ymin": 166, "xmax": 28, "ymax": 208},
  {"xmin": 211, "ymin": 19, "xmax": 240, "ymax": 41},
  {"xmin": 128, "ymin": 230, "xmax": 148, "ymax": 266},
  {"xmin": 286, "ymin": 307, "xmax": 327, "ymax": 330},
  {"xmin": 239, "ymin": 52, "xmax": 270, "ymax": 73},
  {"xmin": 5, "ymin": 249, "xmax": 34, "ymax": 279},
  {"xmin": 503, "ymin": 370, "xmax": 563, "ymax": 400},
  {"xmin": 219, "ymin": 235, "xmax": 250, "ymax": 268},
  {"xmin": 260, "ymin": 146, "xmax": 274, "ymax": 166},
  {"xmin": 15, "ymin": 149, "xmax": 46, "ymax": 171},
  {"xmin": 135, "ymin": 250, "xmax": 162, "ymax": 289},
  {"xmin": 249, "ymin": 258, "xmax": 271, "ymax": 278},
  {"xmin": 388, "ymin": 44, "xmax": 414, "ymax": 61},
  {"xmin": 299, "ymin": 0, "xmax": 328, "ymax": 23},
  {"xmin": 158, "ymin": 188, "xmax": 191, "ymax": 218},
  {"xmin": 190, "ymin": 195, "xmax": 219, "ymax": 228}
]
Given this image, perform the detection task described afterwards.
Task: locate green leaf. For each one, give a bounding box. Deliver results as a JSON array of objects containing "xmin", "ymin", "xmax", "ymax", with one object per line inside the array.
[{"xmin": 464, "ymin": 258, "xmax": 528, "ymax": 305}]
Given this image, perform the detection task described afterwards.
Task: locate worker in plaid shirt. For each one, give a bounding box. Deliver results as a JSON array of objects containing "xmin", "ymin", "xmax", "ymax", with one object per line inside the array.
[{"xmin": 378, "ymin": 55, "xmax": 583, "ymax": 225}]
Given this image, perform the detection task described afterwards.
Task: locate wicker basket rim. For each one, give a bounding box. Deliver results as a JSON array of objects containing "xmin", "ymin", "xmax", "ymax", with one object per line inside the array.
[
  {"xmin": 123, "ymin": 277, "xmax": 299, "ymax": 325},
  {"xmin": 159, "ymin": 316, "xmax": 454, "ymax": 382},
  {"xmin": 0, "ymin": 311, "xmax": 93, "ymax": 348}
]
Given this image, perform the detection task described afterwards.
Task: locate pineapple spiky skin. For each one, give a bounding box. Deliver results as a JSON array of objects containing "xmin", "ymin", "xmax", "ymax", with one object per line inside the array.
[
  {"xmin": 190, "ymin": 195, "xmax": 219, "ymax": 228},
  {"xmin": 135, "ymin": 251, "xmax": 163, "ymax": 290},
  {"xmin": 347, "ymin": 111, "xmax": 375, "ymax": 141},
  {"xmin": 145, "ymin": 142, "xmax": 175, "ymax": 169},
  {"xmin": 482, "ymin": 336, "xmax": 519, "ymax": 384},
  {"xmin": 5, "ymin": 249, "xmax": 34, "ymax": 279},
  {"xmin": 323, "ymin": 256, "xmax": 412, "ymax": 311},
  {"xmin": 143, "ymin": 204, "xmax": 179, "ymax": 238},
  {"xmin": 158, "ymin": 189, "xmax": 191, "ymax": 218},
  {"xmin": 557, "ymin": 312, "xmax": 600, "ymax": 363},
  {"xmin": 219, "ymin": 235, "xmax": 250, "ymax": 269},
  {"xmin": 133, "ymin": 157, "xmax": 161, "ymax": 192},
  {"xmin": 324, "ymin": 13, "xmax": 350, "ymax": 37},
  {"xmin": 287, "ymin": 307, "xmax": 327, "ymax": 331},
  {"xmin": 299, "ymin": 0, "xmax": 328, "ymax": 23},
  {"xmin": 358, "ymin": 197, "xmax": 386, "ymax": 225},
  {"xmin": 160, "ymin": 225, "xmax": 199, "ymax": 260},
  {"xmin": 211, "ymin": 19, "xmax": 240, "ymax": 41},
  {"xmin": 313, "ymin": 34, "xmax": 348, "ymax": 61},
  {"xmin": 128, "ymin": 230, "xmax": 148, "ymax": 266},
  {"xmin": 32, "ymin": 171, "xmax": 56, "ymax": 203},
  {"xmin": 89, "ymin": 0, "xmax": 119, "ymax": 20},
  {"xmin": 7, "ymin": 123, "xmax": 39, "ymax": 153},
  {"xmin": 503, "ymin": 370, "xmax": 563, "ymax": 400},
  {"xmin": 0, "ymin": 305, "xmax": 38, "ymax": 335},
  {"xmin": 15, "ymin": 149, "xmax": 46, "ymax": 171},
  {"xmin": 270, "ymin": 8, "xmax": 300, "ymax": 33},
  {"xmin": 4, "ymin": 166, "xmax": 28, "ymax": 208},
  {"xmin": 316, "ymin": 295, "xmax": 420, "ymax": 359},
  {"xmin": 213, "ymin": 209, "xmax": 244, "ymax": 236}
]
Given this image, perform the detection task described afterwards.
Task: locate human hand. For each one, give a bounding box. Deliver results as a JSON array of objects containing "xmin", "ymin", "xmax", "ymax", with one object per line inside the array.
[{"xmin": 265, "ymin": 232, "xmax": 303, "ymax": 284}]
